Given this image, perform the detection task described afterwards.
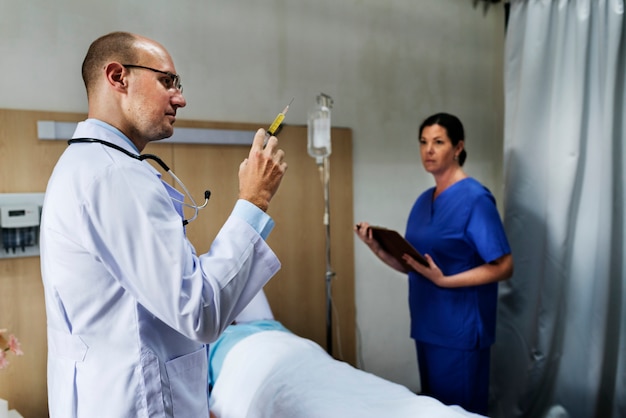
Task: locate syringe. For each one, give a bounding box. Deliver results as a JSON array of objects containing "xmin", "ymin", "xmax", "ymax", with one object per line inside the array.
[{"xmin": 266, "ymin": 98, "xmax": 294, "ymax": 137}]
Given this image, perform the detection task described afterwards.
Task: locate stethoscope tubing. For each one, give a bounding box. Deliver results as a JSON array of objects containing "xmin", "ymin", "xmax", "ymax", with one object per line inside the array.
[{"xmin": 68, "ymin": 138, "xmax": 210, "ymax": 225}]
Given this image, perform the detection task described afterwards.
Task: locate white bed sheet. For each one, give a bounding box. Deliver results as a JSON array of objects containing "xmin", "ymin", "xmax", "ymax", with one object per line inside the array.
[{"xmin": 210, "ymin": 330, "xmax": 486, "ymax": 418}]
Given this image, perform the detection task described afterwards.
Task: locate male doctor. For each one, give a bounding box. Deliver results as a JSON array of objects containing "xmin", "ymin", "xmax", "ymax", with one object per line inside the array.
[{"xmin": 40, "ymin": 31, "xmax": 287, "ymax": 417}]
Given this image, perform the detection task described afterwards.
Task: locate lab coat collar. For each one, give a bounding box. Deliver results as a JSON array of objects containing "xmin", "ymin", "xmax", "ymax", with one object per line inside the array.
[
  {"xmin": 75, "ymin": 119, "xmax": 138, "ymax": 154},
  {"xmin": 73, "ymin": 119, "xmax": 162, "ymax": 178}
]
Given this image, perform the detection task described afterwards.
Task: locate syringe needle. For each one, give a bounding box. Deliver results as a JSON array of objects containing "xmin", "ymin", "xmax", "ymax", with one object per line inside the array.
[{"xmin": 281, "ymin": 97, "xmax": 295, "ymax": 115}]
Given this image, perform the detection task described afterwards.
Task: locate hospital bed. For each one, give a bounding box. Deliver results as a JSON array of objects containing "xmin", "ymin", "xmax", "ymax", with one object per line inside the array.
[{"xmin": 207, "ymin": 293, "xmax": 486, "ymax": 418}]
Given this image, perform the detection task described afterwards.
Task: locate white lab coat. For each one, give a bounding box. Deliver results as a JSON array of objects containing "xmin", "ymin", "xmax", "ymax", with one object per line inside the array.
[{"xmin": 40, "ymin": 120, "xmax": 281, "ymax": 418}]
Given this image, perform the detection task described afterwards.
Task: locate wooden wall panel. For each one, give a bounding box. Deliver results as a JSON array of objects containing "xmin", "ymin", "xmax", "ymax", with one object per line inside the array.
[
  {"xmin": 0, "ymin": 109, "xmax": 83, "ymax": 418},
  {"xmin": 0, "ymin": 109, "xmax": 354, "ymax": 417}
]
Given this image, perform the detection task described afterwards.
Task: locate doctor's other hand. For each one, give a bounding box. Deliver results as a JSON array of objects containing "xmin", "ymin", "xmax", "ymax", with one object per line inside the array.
[{"xmin": 238, "ymin": 128, "xmax": 287, "ymax": 212}]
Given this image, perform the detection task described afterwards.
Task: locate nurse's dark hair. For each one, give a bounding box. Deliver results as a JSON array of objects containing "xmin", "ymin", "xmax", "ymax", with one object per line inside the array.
[
  {"xmin": 81, "ymin": 31, "xmax": 139, "ymax": 98},
  {"xmin": 418, "ymin": 112, "xmax": 467, "ymax": 167}
]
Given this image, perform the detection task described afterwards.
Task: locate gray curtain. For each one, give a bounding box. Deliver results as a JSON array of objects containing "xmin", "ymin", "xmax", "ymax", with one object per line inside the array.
[{"xmin": 491, "ymin": 1, "xmax": 626, "ymax": 417}]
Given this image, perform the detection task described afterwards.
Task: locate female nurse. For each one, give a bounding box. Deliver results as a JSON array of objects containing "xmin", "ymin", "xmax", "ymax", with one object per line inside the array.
[{"xmin": 355, "ymin": 112, "xmax": 513, "ymax": 415}]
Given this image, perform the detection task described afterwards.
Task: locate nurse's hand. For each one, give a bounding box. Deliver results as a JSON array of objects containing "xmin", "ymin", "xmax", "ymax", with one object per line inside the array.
[
  {"xmin": 403, "ymin": 253, "xmax": 447, "ymax": 286},
  {"xmin": 238, "ymin": 128, "xmax": 288, "ymax": 212},
  {"xmin": 354, "ymin": 222, "xmax": 382, "ymax": 252},
  {"xmin": 355, "ymin": 222, "xmax": 408, "ymax": 273}
]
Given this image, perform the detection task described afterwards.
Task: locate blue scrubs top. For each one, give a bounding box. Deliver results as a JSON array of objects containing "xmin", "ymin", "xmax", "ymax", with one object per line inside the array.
[{"xmin": 405, "ymin": 178, "xmax": 510, "ymax": 349}]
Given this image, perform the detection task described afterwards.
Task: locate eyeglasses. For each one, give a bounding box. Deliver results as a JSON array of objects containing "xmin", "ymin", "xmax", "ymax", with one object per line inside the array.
[{"xmin": 122, "ymin": 64, "xmax": 183, "ymax": 93}]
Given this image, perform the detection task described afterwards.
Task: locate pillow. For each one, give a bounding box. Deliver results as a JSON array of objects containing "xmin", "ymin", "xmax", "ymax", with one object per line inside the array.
[{"xmin": 234, "ymin": 289, "xmax": 274, "ymax": 323}]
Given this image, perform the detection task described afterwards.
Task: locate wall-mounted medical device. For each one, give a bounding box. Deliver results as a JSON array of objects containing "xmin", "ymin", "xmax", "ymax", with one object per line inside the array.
[{"xmin": 0, "ymin": 193, "xmax": 44, "ymax": 259}]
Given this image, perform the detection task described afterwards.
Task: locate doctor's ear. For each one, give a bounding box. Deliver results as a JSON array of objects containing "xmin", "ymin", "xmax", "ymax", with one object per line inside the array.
[{"xmin": 104, "ymin": 62, "xmax": 129, "ymax": 92}]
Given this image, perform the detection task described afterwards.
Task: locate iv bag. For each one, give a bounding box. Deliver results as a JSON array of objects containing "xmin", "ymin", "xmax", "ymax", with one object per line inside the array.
[{"xmin": 307, "ymin": 94, "xmax": 333, "ymax": 161}]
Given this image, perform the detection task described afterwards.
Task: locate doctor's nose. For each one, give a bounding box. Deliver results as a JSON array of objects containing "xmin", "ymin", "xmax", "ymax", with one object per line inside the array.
[{"xmin": 172, "ymin": 90, "xmax": 186, "ymax": 108}]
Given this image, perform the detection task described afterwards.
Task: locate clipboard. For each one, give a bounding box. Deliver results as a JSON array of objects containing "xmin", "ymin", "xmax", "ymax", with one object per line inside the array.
[{"xmin": 369, "ymin": 226, "xmax": 429, "ymax": 268}]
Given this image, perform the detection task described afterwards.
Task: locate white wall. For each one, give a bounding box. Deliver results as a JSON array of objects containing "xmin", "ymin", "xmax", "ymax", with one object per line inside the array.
[{"xmin": 0, "ymin": 0, "xmax": 504, "ymax": 392}]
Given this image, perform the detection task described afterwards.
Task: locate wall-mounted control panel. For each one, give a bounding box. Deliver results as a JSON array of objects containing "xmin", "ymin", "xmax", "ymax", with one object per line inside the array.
[{"xmin": 0, "ymin": 193, "xmax": 45, "ymax": 259}]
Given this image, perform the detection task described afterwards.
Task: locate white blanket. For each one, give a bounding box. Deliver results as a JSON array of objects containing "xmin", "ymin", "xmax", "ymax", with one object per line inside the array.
[{"xmin": 210, "ymin": 331, "xmax": 486, "ymax": 418}]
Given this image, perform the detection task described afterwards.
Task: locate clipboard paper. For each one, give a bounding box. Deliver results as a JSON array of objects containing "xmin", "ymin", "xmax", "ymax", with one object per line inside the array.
[{"xmin": 369, "ymin": 226, "xmax": 429, "ymax": 268}]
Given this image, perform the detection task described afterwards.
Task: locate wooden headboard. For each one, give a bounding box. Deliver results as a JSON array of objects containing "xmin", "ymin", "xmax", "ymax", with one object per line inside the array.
[{"xmin": 0, "ymin": 108, "xmax": 355, "ymax": 417}]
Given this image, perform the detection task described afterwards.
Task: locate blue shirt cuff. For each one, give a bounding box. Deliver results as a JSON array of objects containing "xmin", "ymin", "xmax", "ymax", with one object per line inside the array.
[{"xmin": 233, "ymin": 199, "xmax": 274, "ymax": 240}]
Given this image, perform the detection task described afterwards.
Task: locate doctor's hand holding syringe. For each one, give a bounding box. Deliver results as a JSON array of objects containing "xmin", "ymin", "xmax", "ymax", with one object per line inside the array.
[
  {"xmin": 238, "ymin": 101, "xmax": 291, "ymax": 212},
  {"xmin": 238, "ymin": 128, "xmax": 287, "ymax": 213}
]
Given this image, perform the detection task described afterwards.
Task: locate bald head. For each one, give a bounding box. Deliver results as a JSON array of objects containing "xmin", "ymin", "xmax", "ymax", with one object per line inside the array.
[
  {"xmin": 81, "ymin": 32, "xmax": 140, "ymax": 98},
  {"xmin": 80, "ymin": 32, "xmax": 185, "ymax": 150}
]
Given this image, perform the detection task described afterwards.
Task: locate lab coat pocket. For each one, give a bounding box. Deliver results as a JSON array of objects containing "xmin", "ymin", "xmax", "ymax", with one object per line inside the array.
[
  {"xmin": 47, "ymin": 329, "xmax": 89, "ymax": 417},
  {"xmin": 165, "ymin": 346, "xmax": 209, "ymax": 417}
]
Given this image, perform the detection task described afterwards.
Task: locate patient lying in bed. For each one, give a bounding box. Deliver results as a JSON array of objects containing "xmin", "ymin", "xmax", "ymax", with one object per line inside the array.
[{"xmin": 208, "ymin": 291, "xmax": 486, "ymax": 418}]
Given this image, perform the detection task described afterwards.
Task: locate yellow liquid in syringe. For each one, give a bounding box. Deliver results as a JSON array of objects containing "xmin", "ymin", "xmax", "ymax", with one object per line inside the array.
[{"xmin": 267, "ymin": 98, "xmax": 294, "ymax": 136}]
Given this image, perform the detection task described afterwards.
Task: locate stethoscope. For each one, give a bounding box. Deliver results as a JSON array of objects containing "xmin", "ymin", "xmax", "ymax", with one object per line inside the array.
[{"xmin": 68, "ymin": 138, "xmax": 210, "ymax": 226}]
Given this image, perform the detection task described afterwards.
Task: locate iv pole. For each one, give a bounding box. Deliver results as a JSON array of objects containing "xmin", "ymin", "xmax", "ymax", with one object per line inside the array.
[
  {"xmin": 308, "ymin": 93, "xmax": 335, "ymax": 356},
  {"xmin": 321, "ymin": 155, "xmax": 335, "ymax": 356}
]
